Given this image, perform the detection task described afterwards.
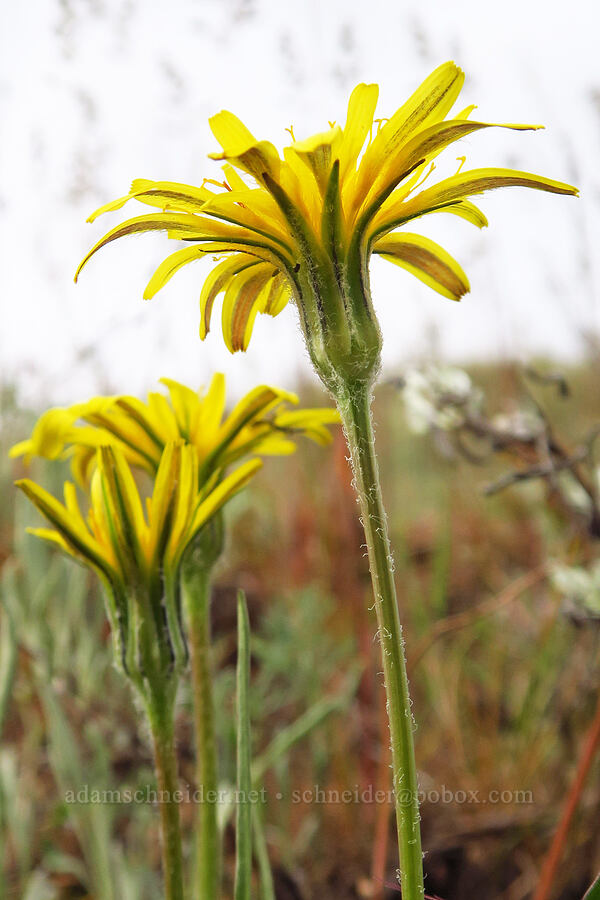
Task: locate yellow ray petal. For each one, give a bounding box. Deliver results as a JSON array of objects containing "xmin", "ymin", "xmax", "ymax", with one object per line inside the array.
[
  {"xmin": 339, "ymin": 83, "xmax": 379, "ymax": 181},
  {"xmin": 26, "ymin": 527, "xmax": 73, "ymax": 556},
  {"xmin": 373, "ymin": 232, "xmax": 469, "ymax": 301},
  {"xmin": 200, "ymin": 384, "xmax": 297, "ymax": 475},
  {"xmin": 76, "ymin": 213, "xmax": 213, "ymax": 281},
  {"xmin": 279, "ymin": 146, "xmax": 321, "ymax": 232},
  {"xmin": 97, "ymin": 446, "xmax": 148, "ymax": 571},
  {"xmin": 209, "ymin": 110, "xmax": 281, "ymax": 183},
  {"xmin": 265, "ymin": 278, "xmax": 292, "ymax": 317},
  {"xmin": 198, "ymin": 189, "xmax": 293, "ymax": 252},
  {"xmin": 221, "ymin": 385, "xmax": 298, "ymax": 445},
  {"xmin": 86, "ymin": 180, "xmax": 214, "ymax": 222},
  {"xmin": 203, "ymin": 372, "xmax": 227, "ymax": 421},
  {"xmin": 82, "ymin": 407, "xmax": 160, "ymax": 469},
  {"xmin": 8, "ymin": 438, "xmax": 32, "ymax": 459},
  {"xmin": 435, "ymin": 199, "xmax": 489, "ymax": 229},
  {"xmin": 125, "ymin": 179, "xmax": 213, "ymax": 213},
  {"xmin": 259, "ymin": 271, "xmax": 286, "ymax": 316},
  {"xmin": 189, "ymin": 458, "xmax": 263, "ymax": 537},
  {"xmin": 252, "ymin": 270, "xmax": 280, "ymax": 317},
  {"xmin": 407, "ymin": 166, "xmax": 578, "ymax": 207},
  {"xmin": 165, "ymin": 219, "xmax": 280, "ymax": 246},
  {"xmin": 228, "ymin": 432, "xmax": 297, "ymax": 459},
  {"xmin": 9, "ymin": 407, "xmax": 82, "ymax": 461},
  {"xmin": 86, "ymin": 193, "xmax": 138, "ymax": 222},
  {"xmin": 358, "ymin": 120, "xmax": 543, "ymax": 235},
  {"xmin": 349, "ymin": 62, "xmax": 464, "ymax": 213},
  {"xmin": 89, "ymin": 467, "xmax": 119, "ymax": 565},
  {"xmin": 160, "ymin": 378, "xmax": 202, "ymax": 440},
  {"xmin": 173, "ymin": 240, "xmax": 278, "ymax": 263},
  {"xmin": 71, "ymin": 445, "xmax": 97, "ymax": 487},
  {"xmin": 144, "ymin": 246, "xmax": 207, "ymax": 299},
  {"xmin": 209, "ymin": 111, "xmax": 258, "ymax": 154},
  {"xmin": 222, "ymin": 164, "xmax": 249, "ymax": 192},
  {"xmin": 374, "ymin": 197, "xmax": 490, "ymax": 235},
  {"xmin": 193, "ymin": 373, "xmax": 227, "ymax": 451},
  {"xmin": 147, "ymin": 442, "xmax": 179, "ymax": 563},
  {"xmin": 145, "ymin": 392, "xmax": 181, "ymax": 442},
  {"xmin": 378, "ymin": 61, "xmax": 465, "ymax": 149},
  {"xmin": 199, "ymin": 254, "xmax": 261, "ymax": 340},
  {"xmin": 113, "ymin": 395, "xmax": 170, "ymax": 449},
  {"xmin": 271, "ymin": 408, "xmax": 341, "ymax": 445},
  {"xmin": 289, "ymin": 126, "xmax": 343, "ymax": 195},
  {"xmin": 221, "ymin": 264, "xmax": 274, "ymax": 353},
  {"xmin": 77, "ymin": 211, "xmax": 273, "ymax": 283},
  {"xmin": 165, "ymin": 443, "xmax": 198, "ymax": 568},
  {"xmin": 372, "ymin": 166, "xmax": 578, "ymax": 237},
  {"xmin": 63, "ymin": 481, "xmax": 90, "ymax": 534},
  {"xmin": 16, "ymin": 478, "xmax": 112, "ymax": 574}
]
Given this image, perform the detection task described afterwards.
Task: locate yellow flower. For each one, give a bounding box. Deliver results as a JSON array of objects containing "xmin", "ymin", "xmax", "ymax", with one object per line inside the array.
[
  {"xmin": 16, "ymin": 443, "xmax": 259, "ymax": 679},
  {"xmin": 10, "ymin": 373, "xmax": 339, "ymax": 485},
  {"xmin": 74, "ymin": 61, "xmax": 577, "ymax": 379},
  {"xmin": 10, "ymin": 374, "xmax": 338, "ymax": 677}
]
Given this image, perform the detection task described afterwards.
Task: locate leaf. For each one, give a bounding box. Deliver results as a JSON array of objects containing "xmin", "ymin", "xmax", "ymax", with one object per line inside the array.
[
  {"xmin": 253, "ymin": 806, "xmax": 275, "ymax": 900},
  {"xmin": 0, "ymin": 596, "xmax": 17, "ymax": 740},
  {"xmin": 234, "ymin": 590, "xmax": 253, "ymax": 900}
]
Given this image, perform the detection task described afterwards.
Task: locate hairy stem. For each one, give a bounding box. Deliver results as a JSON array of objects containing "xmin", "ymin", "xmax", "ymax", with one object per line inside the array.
[
  {"xmin": 145, "ymin": 683, "xmax": 185, "ymax": 900},
  {"xmin": 182, "ymin": 570, "xmax": 220, "ymax": 900},
  {"xmin": 335, "ymin": 381, "xmax": 424, "ymax": 900}
]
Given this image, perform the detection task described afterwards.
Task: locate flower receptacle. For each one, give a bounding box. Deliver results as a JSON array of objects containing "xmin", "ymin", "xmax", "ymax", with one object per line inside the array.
[
  {"xmin": 293, "ymin": 250, "xmax": 383, "ymax": 395},
  {"xmin": 181, "ymin": 513, "xmax": 225, "ymax": 584}
]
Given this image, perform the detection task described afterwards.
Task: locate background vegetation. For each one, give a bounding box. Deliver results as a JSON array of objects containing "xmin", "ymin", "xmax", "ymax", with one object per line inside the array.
[{"xmin": 1, "ymin": 357, "xmax": 599, "ymax": 900}]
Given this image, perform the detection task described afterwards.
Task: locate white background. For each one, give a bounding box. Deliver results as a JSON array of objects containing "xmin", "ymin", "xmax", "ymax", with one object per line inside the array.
[{"xmin": 1, "ymin": 0, "xmax": 598, "ymax": 405}]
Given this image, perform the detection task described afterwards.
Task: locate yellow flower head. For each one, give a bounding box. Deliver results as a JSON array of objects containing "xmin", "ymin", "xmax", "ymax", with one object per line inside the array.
[
  {"xmin": 16, "ymin": 443, "xmax": 259, "ymax": 681},
  {"xmin": 75, "ymin": 63, "xmax": 577, "ymax": 387},
  {"xmin": 10, "ymin": 373, "xmax": 339, "ymax": 485}
]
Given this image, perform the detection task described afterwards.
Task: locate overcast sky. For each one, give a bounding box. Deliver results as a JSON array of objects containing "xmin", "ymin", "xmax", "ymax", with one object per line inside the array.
[{"xmin": 1, "ymin": 0, "xmax": 599, "ymax": 406}]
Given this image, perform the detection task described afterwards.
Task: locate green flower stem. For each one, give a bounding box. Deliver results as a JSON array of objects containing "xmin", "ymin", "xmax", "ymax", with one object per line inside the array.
[
  {"xmin": 145, "ymin": 683, "xmax": 185, "ymax": 900},
  {"xmin": 182, "ymin": 569, "xmax": 220, "ymax": 900},
  {"xmin": 335, "ymin": 380, "xmax": 424, "ymax": 900}
]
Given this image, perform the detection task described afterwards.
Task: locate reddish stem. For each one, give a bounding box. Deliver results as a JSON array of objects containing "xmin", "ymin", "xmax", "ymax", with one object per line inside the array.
[{"xmin": 533, "ymin": 688, "xmax": 600, "ymax": 900}]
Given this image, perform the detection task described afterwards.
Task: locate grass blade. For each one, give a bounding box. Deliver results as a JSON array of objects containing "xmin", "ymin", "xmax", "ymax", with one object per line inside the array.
[
  {"xmin": 253, "ymin": 805, "xmax": 275, "ymax": 900},
  {"xmin": 235, "ymin": 590, "xmax": 252, "ymax": 900},
  {"xmin": 0, "ymin": 593, "xmax": 17, "ymax": 740}
]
